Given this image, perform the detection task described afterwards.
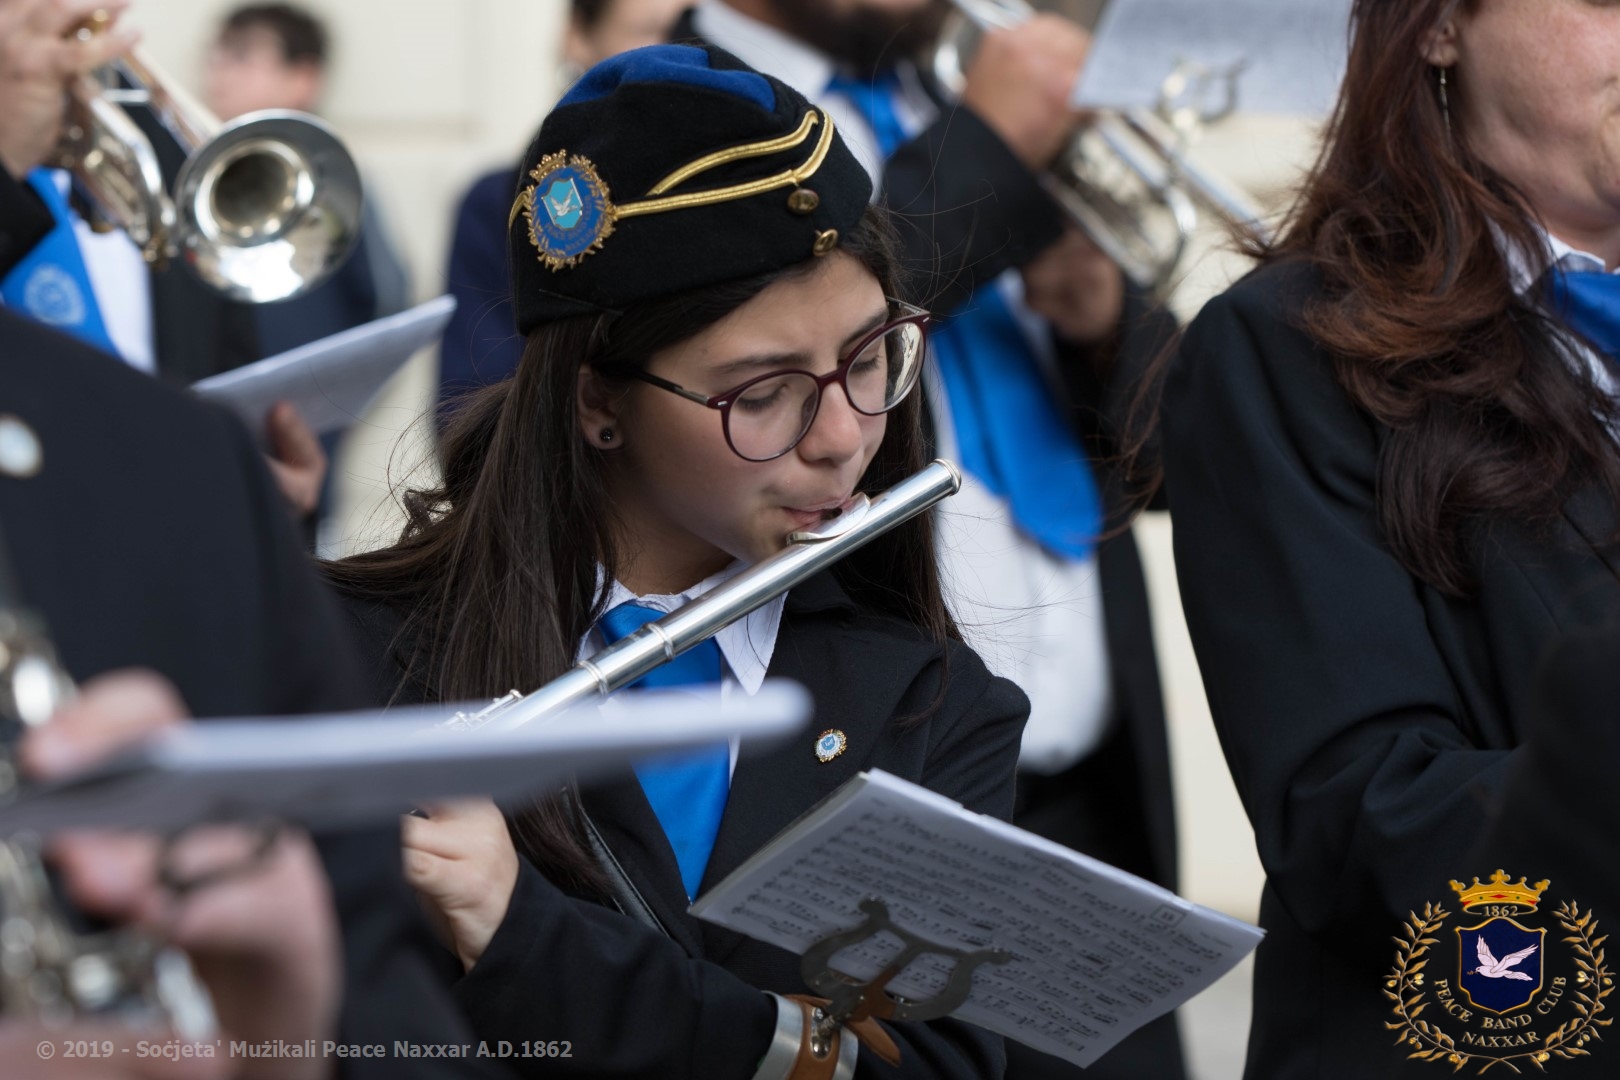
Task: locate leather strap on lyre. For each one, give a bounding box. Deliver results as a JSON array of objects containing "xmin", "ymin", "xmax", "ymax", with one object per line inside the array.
[{"xmin": 750, "ymin": 992, "xmax": 901, "ymax": 1080}]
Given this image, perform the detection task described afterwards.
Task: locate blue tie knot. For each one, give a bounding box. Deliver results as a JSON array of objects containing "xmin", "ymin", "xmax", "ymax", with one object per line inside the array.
[
  {"xmin": 599, "ymin": 601, "xmax": 722, "ymax": 688},
  {"xmin": 825, "ymin": 69, "xmax": 908, "ymax": 158},
  {"xmin": 1544, "ymin": 265, "xmax": 1620, "ymax": 365}
]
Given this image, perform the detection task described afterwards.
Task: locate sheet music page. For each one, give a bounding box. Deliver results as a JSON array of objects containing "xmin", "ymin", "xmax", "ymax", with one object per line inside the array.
[
  {"xmin": 691, "ymin": 770, "xmax": 1262, "ymax": 1068},
  {"xmin": 191, "ymin": 294, "xmax": 456, "ymax": 439},
  {"xmin": 1073, "ymin": 0, "xmax": 1352, "ymax": 118}
]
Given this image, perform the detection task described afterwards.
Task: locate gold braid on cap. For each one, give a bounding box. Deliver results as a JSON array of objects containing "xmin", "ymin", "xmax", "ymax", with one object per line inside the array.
[{"xmin": 513, "ymin": 110, "xmax": 838, "ymax": 269}]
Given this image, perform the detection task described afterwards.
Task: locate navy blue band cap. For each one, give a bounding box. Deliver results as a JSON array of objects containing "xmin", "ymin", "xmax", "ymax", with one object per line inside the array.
[{"xmin": 509, "ymin": 44, "xmax": 874, "ymax": 331}]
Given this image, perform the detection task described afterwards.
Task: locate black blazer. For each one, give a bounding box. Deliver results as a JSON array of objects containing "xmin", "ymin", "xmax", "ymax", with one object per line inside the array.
[
  {"xmin": 1162, "ymin": 259, "xmax": 1620, "ymax": 1078},
  {"xmin": 0, "ymin": 309, "xmax": 505, "ymax": 1078},
  {"xmin": 0, "ymin": 168, "xmax": 52, "ymax": 278},
  {"xmin": 342, "ymin": 571, "xmax": 1029, "ymax": 1080},
  {"xmin": 129, "ymin": 103, "xmax": 264, "ymax": 382},
  {"xmin": 1474, "ymin": 625, "xmax": 1620, "ymax": 912}
]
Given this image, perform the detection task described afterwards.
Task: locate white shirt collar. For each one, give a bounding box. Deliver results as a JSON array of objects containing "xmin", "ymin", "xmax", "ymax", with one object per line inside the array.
[
  {"xmin": 582, "ymin": 561, "xmax": 785, "ymax": 695},
  {"xmin": 694, "ymin": 0, "xmax": 834, "ymax": 97},
  {"xmin": 1500, "ymin": 221, "xmax": 1614, "ymax": 298},
  {"xmin": 1495, "ymin": 221, "xmax": 1620, "ymax": 398}
]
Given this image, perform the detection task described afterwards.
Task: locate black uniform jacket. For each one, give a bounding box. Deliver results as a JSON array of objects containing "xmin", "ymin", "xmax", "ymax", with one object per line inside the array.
[
  {"xmin": 0, "ymin": 309, "xmax": 504, "ymax": 1078},
  {"xmin": 342, "ymin": 571, "xmax": 1029, "ymax": 1080},
  {"xmin": 860, "ymin": 53, "xmax": 1187, "ymax": 1080},
  {"xmin": 1161, "ymin": 258, "xmax": 1620, "ymax": 1078},
  {"xmin": 1475, "ymin": 624, "xmax": 1620, "ymax": 917}
]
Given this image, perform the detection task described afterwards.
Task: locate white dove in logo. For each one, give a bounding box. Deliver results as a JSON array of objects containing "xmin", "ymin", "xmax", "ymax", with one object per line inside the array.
[
  {"xmin": 1469, "ymin": 936, "xmax": 1538, "ymax": 980},
  {"xmin": 544, "ymin": 180, "xmax": 584, "ymax": 228}
]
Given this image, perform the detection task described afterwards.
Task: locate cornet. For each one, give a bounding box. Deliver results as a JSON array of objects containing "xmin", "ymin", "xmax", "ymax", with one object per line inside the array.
[
  {"xmin": 0, "ymin": 580, "xmax": 215, "ymax": 1035},
  {"xmin": 48, "ymin": 11, "xmax": 362, "ymax": 303},
  {"xmin": 936, "ymin": 0, "xmax": 1272, "ymax": 291}
]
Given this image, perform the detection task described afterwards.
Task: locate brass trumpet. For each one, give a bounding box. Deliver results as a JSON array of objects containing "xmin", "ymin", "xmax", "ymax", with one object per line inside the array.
[
  {"xmin": 48, "ymin": 12, "xmax": 362, "ymax": 303},
  {"xmin": 936, "ymin": 0, "xmax": 1272, "ymax": 291}
]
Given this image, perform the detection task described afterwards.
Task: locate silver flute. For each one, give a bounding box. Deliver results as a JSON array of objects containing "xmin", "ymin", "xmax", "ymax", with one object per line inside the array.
[{"xmin": 446, "ymin": 459, "xmax": 963, "ymax": 734}]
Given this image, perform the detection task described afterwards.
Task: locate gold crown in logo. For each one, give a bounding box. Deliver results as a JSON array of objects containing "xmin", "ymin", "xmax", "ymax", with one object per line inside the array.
[{"xmin": 1449, "ymin": 870, "xmax": 1550, "ymax": 912}]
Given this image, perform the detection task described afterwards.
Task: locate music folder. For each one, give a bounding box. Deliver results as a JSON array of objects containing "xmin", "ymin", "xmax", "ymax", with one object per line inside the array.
[
  {"xmin": 690, "ymin": 770, "xmax": 1264, "ymax": 1069},
  {"xmin": 0, "ymin": 681, "xmax": 809, "ymax": 836},
  {"xmin": 191, "ymin": 294, "xmax": 457, "ymax": 440},
  {"xmin": 1073, "ymin": 0, "xmax": 1352, "ymax": 118}
]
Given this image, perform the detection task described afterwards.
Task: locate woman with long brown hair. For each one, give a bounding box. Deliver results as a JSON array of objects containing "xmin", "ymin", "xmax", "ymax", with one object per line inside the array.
[
  {"xmin": 326, "ymin": 44, "xmax": 1025, "ymax": 1079},
  {"xmin": 1157, "ymin": 1, "xmax": 1620, "ymax": 1075}
]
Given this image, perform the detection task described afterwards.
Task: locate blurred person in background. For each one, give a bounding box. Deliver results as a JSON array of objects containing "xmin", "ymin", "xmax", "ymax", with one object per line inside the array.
[
  {"xmin": 203, "ymin": 2, "xmax": 410, "ymax": 356},
  {"xmin": 1156, "ymin": 0, "xmax": 1620, "ymax": 1075},
  {"xmin": 0, "ymin": 1, "xmax": 505, "ymax": 1040},
  {"xmin": 201, "ymin": 3, "xmax": 412, "ymax": 535},
  {"xmin": 435, "ymin": 0, "xmax": 686, "ymax": 411},
  {"xmin": 671, "ymin": 4, "xmax": 1184, "ymax": 1076},
  {"xmin": 0, "ymin": 298, "xmax": 514, "ymax": 1079},
  {"xmin": 0, "ymin": 0, "xmax": 326, "ymax": 519}
]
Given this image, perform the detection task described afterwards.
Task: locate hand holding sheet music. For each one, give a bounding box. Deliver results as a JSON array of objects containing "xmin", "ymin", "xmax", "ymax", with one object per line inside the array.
[{"xmin": 691, "ymin": 770, "xmax": 1263, "ymax": 1069}]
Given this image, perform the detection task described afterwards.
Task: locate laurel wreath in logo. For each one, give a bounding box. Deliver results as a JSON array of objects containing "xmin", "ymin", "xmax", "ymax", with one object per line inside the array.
[{"xmin": 1386, "ymin": 901, "xmax": 1612, "ymax": 1073}]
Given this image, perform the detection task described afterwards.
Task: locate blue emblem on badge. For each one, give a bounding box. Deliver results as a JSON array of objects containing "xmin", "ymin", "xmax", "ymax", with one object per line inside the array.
[
  {"xmin": 544, "ymin": 178, "xmax": 585, "ymax": 229},
  {"xmin": 815, "ymin": 729, "xmax": 847, "ymax": 763},
  {"xmin": 518, "ymin": 152, "xmax": 616, "ymax": 270},
  {"xmin": 23, "ymin": 265, "xmax": 88, "ymax": 328}
]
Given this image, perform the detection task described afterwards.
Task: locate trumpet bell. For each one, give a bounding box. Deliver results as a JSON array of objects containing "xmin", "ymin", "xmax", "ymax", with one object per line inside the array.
[
  {"xmin": 933, "ymin": 0, "xmax": 1271, "ymax": 292},
  {"xmin": 175, "ymin": 110, "xmax": 363, "ymax": 304},
  {"xmin": 1045, "ymin": 117, "xmax": 1198, "ymax": 290}
]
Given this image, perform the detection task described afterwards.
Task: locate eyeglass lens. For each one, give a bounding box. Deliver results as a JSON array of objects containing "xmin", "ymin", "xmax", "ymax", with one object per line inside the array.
[{"xmin": 726, "ymin": 320, "xmax": 925, "ymax": 461}]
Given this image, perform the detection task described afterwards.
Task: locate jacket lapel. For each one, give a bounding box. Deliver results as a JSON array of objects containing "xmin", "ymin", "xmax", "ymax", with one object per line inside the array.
[
  {"xmin": 694, "ymin": 573, "xmax": 943, "ymax": 968},
  {"xmin": 1560, "ymin": 483, "xmax": 1620, "ymax": 585},
  {"xmin": 578, "ymin": 776, "xmax": 707, "ymax": 958}
]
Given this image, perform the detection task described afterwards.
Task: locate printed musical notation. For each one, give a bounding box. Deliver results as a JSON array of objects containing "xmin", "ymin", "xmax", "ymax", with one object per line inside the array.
[{"xmin": 690, "ymin": 771, "xmax": 1262, "ymax": 1069}]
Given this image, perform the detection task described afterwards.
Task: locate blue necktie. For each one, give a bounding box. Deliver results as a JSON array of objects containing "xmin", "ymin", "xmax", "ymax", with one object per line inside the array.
[
  {"xmin": 0, "ymin": 169, "xmax": 118, "ymax": 357},
  {"xmin": 599, "ymin": 601, "xmax": 730, "ymax": 900},
  {"xmin": 825, "ymin": 71, "xmax": 1103, "ymax": 559},
  {"xmin": 1545, "ymin": 267, "xmax": 1620, "ymax": 364}
]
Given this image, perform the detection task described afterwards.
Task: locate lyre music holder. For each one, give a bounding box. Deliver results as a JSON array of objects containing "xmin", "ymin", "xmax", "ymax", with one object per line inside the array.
[{"xmin": 799, "ymin": 898, "xmax": 1010, "ymax": 1056}]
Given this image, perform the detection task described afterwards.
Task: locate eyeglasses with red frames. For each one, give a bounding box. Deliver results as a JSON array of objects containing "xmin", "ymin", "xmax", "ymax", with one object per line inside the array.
[{"xmin": 611, "ymin": 302, "xmax": 932, "ymax": 462}]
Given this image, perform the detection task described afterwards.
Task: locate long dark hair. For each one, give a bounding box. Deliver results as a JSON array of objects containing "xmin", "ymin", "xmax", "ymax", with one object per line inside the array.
[
  {"xmin": 1135, "ymin": 0, "xmax": 1620, "ymax": 594},
  {"xmin": 325, "ymin": 205, "xmax": 955, "ymax": 894}
]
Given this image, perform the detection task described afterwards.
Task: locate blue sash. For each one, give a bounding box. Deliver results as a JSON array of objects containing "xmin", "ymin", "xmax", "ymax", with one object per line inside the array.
[
  {"xmin": 826, "ymin": 71, "xmax": 1103, "ymax": 559},
  {"xmin": 0, "ymin": 170, "xmax": 117, "ymax": 356}
]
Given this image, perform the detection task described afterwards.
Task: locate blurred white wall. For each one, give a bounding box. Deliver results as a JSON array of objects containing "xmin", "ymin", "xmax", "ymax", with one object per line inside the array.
[{"xmin": 133, "ymin": 0, "xmax": 566, "ymax": 553}]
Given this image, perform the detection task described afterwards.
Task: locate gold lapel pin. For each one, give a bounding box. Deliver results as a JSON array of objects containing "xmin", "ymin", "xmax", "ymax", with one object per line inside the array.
[
  {"xmin": 815, "ymin": 729, "xmax": 847, "ymax": 764},
  {"xmin": 0, "ymin": 415, "xmax": 43, "ymax": 479}
]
